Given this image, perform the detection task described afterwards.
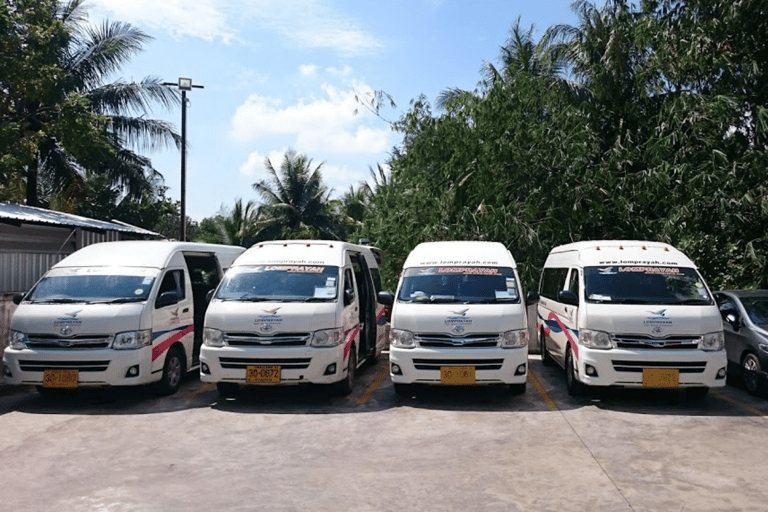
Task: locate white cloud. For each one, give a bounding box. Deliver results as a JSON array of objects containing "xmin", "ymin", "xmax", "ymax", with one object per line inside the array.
[
  {"xmin": 230, "ymin": 83, "xmax": 393, "ymax": 155},
  {"xmin": 299, "ymin": 65, "xmax": 319, "ymax": 77},
  {"xmin": 88, "ymin": 0, "xmax": 384, "ymax": 55},
  {"xmin": 239, "ymin": 149, "xmax": 288, "ymax": 178}
]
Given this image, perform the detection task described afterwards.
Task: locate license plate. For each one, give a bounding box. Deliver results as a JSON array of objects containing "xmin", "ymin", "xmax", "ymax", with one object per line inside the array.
[
  {"xmin": 441, "ymin": 366, "xmax": 476, "ymax": 385},
  {"xmin": 42, "ymin": 369, "xmax": 79, "ymax": 388},
  {"xmin": 643, "ymin": 368, "xmax": 679, "ymax": 388},
  {"xmin": 246, "ymin": 365, "xmax": 281, "ymax": 384}
]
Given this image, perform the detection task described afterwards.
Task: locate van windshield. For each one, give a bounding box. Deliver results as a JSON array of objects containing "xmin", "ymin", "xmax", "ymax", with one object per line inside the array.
[
  {"xmin": 397, "ymin": 266, "xmax": 520, "ymax": 304},
  {"xmin": 584, "ymin": 266, "xmax": 713, "ymax": 305},
  {"xmin": 216, "ymin": 265, "xmax": 340, "ymax": 302},
  {"xmin": 26, "ymin": 269, "xmax": 157, "ymax": 304}
]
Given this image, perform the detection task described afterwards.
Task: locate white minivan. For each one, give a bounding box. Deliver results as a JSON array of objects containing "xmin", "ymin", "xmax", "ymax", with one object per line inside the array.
[
  {"xmin": 382, "ymin": 241, "xmax": 537, "ymax": 395},
  {"xmin": 200, "ymin": 240, "xmax": 389, "ymax": 397},
  {"xmin": 537, "ymin": 240, "xmax": 727, "ymax": 398},
  {"xmin": 3, "ymin": 241, "xmax": 244, "ymax": 395}
]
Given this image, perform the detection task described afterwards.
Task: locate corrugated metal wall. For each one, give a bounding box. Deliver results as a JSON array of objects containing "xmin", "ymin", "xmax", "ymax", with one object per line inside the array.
[{"xmin": 0, "ymin": 252, "xmax": 72, "ymax": 293}]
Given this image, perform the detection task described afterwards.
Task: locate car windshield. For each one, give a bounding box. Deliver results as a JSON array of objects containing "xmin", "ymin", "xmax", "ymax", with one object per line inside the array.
[
  {"xmin": 739, "ymin": 297, "xmax": 768, "ymax": 326},
  {"xmin": 584, "ymin": 266, "xmax": 713, "ymax": 305},
  {"xmin": 216, "ymin": 265, "xmax": 340, "ymax": 302},
  {"xmin": 26, "ymin": 271, "xmax": 156, "ymax": 304},
  {"xmin": 397, "ymin": 266, "xmax": 520, "ymax": 304}
]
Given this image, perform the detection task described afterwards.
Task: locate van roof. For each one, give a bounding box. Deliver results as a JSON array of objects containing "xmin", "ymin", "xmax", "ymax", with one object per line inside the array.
[
  {"xmin": 234, "ymin": 240, "xmax": 380, "ymax": 268},
  {"xmin": 53, "ymin": 241, "xmax": 245, "ymax": 270},
  {"xmin": 403, "ymin": 241, "xmax": 517, "ymax": 268},
  {"xmin": 548, "ymin": 240, "xmax": 696, "ymax": 267}
]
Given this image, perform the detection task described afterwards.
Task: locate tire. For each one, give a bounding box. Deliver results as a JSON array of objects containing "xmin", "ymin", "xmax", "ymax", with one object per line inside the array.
[
  {"xmin": 565, "ymin": 346, "xmax": 584, "ymax": 396},
  {"xmin": 216, "ymin": 382, "xmax": 240, "ymax": 399},
  {"xmin": 332, "ymin": 345, "xmax": 356, "ymax": 396},
  {"xmin": 540, "ymin": 329, "xmax": 554, "ymax": 367},
  {"xmin": 742, "ymin": 352, "xmax": 762, "ymax": 395},
  {"xmin": 155, "ymin": 346, "xmax": 185, "ymax": 396},
  {"xmin": 509, "ymin": 383, "xmax": 526, "ymax": 395},
  {"xmin": 686, "ymin": 387, "xmax": 709, "ymax": 400}
]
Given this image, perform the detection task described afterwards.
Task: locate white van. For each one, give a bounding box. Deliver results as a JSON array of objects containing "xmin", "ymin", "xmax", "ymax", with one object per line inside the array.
[
  {"xmin": 3, "ymin": 241, "xmax": 245, "ymax": 395},
  {"xmin": 382, "ymin": 241, "xmax": 537, "ymax": 395},
  {"xmin": 537, "ymin": 240, "xmax": 726, "ymax": 397},
  {"xmin": 200, "ymin": 240, "xmax": 389, "ymax": 397}
]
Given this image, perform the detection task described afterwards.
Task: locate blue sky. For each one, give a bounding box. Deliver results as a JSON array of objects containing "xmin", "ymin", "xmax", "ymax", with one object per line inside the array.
[{"xmin": 87, "ymin": 0, "xmax": 578, "ymax": 220}]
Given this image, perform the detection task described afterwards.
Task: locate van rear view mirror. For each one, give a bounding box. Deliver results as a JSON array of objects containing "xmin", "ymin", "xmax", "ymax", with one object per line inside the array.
[
  {"xmin": 557, "ymin": 290, "xmax": 579, "ymax": 306},
  {"xmin": 377, "ymin": 291, "xmax": 394, "ymax": 306},
  {"xmin": 525, "ymin": 291, "xmax": 540, "ymax": 305}
]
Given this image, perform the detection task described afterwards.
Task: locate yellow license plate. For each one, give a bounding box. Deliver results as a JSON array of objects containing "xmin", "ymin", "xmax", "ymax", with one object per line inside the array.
[
  {"xmin": 246, "ymin": 365, "xmax": 281, "ymax": 384},
  {"xmin": 643, "ymin": 368, "xmax": 679, "ymax": 388},
  {"xmin": 441, "ymin": 366, "xmax": 476, "ymax": 385},
  {"xmin": 42, "ymin": 369, "xmax": 79, "ymax": 388}
]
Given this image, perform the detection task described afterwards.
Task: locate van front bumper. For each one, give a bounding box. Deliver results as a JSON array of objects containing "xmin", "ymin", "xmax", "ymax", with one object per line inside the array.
[
  {"xmin": 2, "ymin": 347, "xmax": 156, "ymax": 387},
  {"xmin": 574, "ymin": 347, "xmax": 727, "ymax": 388},
  {"xmin": 200, "ymin": 345, "xmax": 349, "ymax": 386},
  {"xmin": 389, "ymin": 346, "xmax": 528, "ymax": 385}
]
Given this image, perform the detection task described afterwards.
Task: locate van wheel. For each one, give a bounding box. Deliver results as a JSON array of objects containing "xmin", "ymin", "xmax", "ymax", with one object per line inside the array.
[
  {"xmin": 156, "ymin": 346, "xmax": 185, "ymax": 396},
  {"xmin": 217, "ymin": 382, "xmax": 240, "ymax": 399},
  {"xmin": 332, "ymin": 346, "xmax": 356, "ymax": 396},
  {"xmin": 742, "ymin": 353, "xmax": 762, "ymax": 395},
  {"xmin": 540, "ymin": 330, "xmax": 554, "ymax": 367},
  {"xmin": 565, "ymin": 347, "xmax": 584, "ymax": 396}
]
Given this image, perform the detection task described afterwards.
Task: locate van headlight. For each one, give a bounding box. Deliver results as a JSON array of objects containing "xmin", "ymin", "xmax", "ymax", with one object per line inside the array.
[
  {"xmin": 579, "ymin": 329, "xmax": 613, "ymax": 349},
  {"xmin": 311, "ymin": 327, "xmax": 344, "ymax": 347},
  {"xmin": 203, "ymin": 328, "xmax": 226, "ymax": 347},
  {"xmin": 9, "ymin": 330, "xmax": 29, "ymax": 350},
  {"xmin": 499, "ymin": 329, "xmax": 529, "ymax": 348},
  {"xmin": 699, "ymin": 331, "xmax": 725, "ymax": 351},
  {"xmin": 390, "ymin": 329, "xmax": 415, "ymax": 348},
  {"xmin": 112, "ymin": 330, "xmax": 152, "ymax": 350}
]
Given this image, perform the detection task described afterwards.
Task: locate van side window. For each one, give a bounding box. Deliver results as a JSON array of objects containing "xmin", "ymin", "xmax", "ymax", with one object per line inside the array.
[
  {"xmin": 370, "ymin": 268, "xmax": 382, "ymax": 294},
  {"xmin": 540, "ymin": 267, "xmax": 569, "ymax": 299},
  {"xmin": 567, "ymin": 269, "xmax": 580, "ymax": 297},
  {"xmin": 156, "ymin": 270, "xmax": 185, "ymax": 308}
]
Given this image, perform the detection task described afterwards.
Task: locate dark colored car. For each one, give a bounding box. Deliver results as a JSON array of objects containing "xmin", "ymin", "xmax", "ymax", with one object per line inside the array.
[{"xmin": 714, "ymin": 290, "xmax": 768, "ymax": 395}]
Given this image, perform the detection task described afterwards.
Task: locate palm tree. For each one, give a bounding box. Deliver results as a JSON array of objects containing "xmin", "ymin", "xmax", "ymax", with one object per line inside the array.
[
  {"xmin": 252, "ymin": 149, "xmax": 339, "ymax": 240},
  {"xmin": 19, "ymin": 0, "xmax": 180, "ymax": 208}
]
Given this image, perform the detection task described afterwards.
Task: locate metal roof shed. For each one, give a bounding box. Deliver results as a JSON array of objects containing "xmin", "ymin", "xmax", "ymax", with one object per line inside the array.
[{"xmin": 0, "ymin": 202, "xmax": 163, "ymax": 294}]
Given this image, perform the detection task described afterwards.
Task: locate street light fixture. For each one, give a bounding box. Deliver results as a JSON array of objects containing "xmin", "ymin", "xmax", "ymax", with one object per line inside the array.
[{"xmin": 163, "ymin": 77, "xmax": 204, "ymax": 241}]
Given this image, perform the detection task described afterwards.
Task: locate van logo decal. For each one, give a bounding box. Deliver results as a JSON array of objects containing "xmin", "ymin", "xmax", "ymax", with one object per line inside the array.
[
  {"xmin": 65, "ymin": 310, "xmax": 82, "ymax": 318},
  {"xmin": 644, "ymin": 309, "xmax": 672, "ymax": 327},
  {"xmin": 449, "ymin": 309, "xmax": 469, "ymax": 317},
  {"xmin": 60, "ymin": 326, "xmax": 73, "ymax": 337},
  {"xmin": 648, "ymin": 309, "xmax": 667, "ymax": 318},
  {"xmin": 54, "ymin": 310, "xmax": 83, "ymax": 327},
  {"xmin": 451, "ymin": 325, "xmax": 465, "ymax": 335},
  {"xmin": 259, "ymin": 324, "xmax": 274, "ymax": 333},
  {"xmin": 598, "ymin": 267, "xmax": 616, "ymax": 275},
  {"xmin": 262, "ymin": 307, "xmax": 281, "ymax": 315},
  {"xmin": 652, "ymin": 326, "xmax": 664, "ymax": 336}
]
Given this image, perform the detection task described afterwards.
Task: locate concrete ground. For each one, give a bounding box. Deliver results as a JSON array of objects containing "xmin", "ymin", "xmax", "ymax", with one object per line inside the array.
[{"xmin": 1, "ymin": 354, "xmax": 767, "ymax": 512}]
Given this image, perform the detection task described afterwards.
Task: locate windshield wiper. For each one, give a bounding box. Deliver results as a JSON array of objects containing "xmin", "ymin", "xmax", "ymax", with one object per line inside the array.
[
  {"xmin": 673, "ymin": 298, "xmax": 712, "ymax": 305},
  {"xmin": 616, "ymin": 298, "xmax": 653, "ymax": 304},
  {"xmin": 472, "ymin": 297, "xmax": 519, "ymax": 304},
  {"xmin": 304, "ymin": 297, "xmax": 333, "ymax": 302},
  {"xmin": 35, "ymin": 298, "xmax": 86, "ymax": 304},
  {"xmin": 237, "ymin": 296, "xmax": 276, "ymax": 302},
  {"xmin": 95, "ymin": 297, "xmax": 146, "ymax": 304}
]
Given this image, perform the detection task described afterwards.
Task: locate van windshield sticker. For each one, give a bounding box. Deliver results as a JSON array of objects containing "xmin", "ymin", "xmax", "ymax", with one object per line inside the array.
[
  {"xmin": 264, "ymin": 265, "xmax": 325, "ymax": 273},
  {"xmin": 436, "ymin": 267, "xmax": 501, "ymax": 275},
  {"xmin": 618, "ymin": 267, "xmax": 683, "ymax": 275}
]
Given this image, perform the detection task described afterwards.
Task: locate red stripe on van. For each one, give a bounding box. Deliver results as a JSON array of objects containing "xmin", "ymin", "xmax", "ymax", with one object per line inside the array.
[
  {"xmin": 547, "ymin": 312, "xmax": 579, "ymax": 359},
  {"xmin": 152, "ymin": 325, "xmax": 194, "ymax": 362},
  {"xmin": 343, "ymin": 324, "xmax": 361, "ymax": 360}
]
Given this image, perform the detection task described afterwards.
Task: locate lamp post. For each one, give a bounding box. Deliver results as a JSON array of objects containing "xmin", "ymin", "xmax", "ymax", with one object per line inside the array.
[{"xmin": 163, "ymin": 77, "xmax": 204, "ymax": 241}]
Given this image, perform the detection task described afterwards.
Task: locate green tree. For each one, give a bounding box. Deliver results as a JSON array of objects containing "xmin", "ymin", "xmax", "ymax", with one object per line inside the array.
[{"xmin": 194, "ymin": 198, "xmax": 261, "ymax": 247}]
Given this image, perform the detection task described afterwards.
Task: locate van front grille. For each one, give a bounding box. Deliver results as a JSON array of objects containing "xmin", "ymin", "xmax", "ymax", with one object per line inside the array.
[
  {"xmin": 26, "ymin": 335, "xmax": 112, "ymax": 349},
  {"xmin": 611, "ymin": 360, "xmax": 707, "ymax": 373},
  {"xmin": 218, "ymin": 357, "xmax": 311, "ymax": 370},
  {"xmin": 19, "ymin": 360, "xmax": 110, "ymax": 372},
  {"xmin": 224, "ymin": 332, "xmax": 310, "ymax": 347},
  {"xmin": 412, "ymin": 358, "xmax": 504, "ymax": 371},
  {"xmin": 415, "ymin": 334, "xmax": 499, "ymax": 348},
  {"xmin": 613, "ymin": 334, "xmax": 701, "ymax": 350}
]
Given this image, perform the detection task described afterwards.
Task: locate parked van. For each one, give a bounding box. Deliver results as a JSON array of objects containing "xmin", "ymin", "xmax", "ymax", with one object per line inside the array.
[
  {"xmin": 200, "ymin": 240, "xmax": 389, "ymax": 397},
  {"xmin": 537, "ymin": 240, "xmax": 726, "ymax": 397},
  {"xmin": 381, "ymin": 241, "xmax": 537, "ymax": 395},
  {"xmin": 3, "ymin": 241, "xmax": 245, "ymax": 395}
]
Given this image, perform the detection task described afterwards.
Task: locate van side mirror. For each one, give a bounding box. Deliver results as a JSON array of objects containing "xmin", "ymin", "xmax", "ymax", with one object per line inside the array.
[
  {"xmin": 525, "ymin": 291, "xmax": 540, "ymax": 305},
  {"xmin": 725, "ymin": 312, "xmax": 741, "ymax": 331},
  {"xmin": 377, "ymin": 291, "xmax": 394, "ymax": 306},
  {"xmin": 206, "ymin": 289, "xmax": 216, "ymax": 303},
  {"xmin": 557, "ymin": 290, "xmax": 579, "ymax": 306},
  {"xmin": 344, "ymin": 288, "xmax": 356, "ymax": 307},
  {"xmin": 156, "ymin": 291, "xmax": 180, "ymax": 308},
  {"xmin": 12, "ymin": 293, "xmax": 24, "ymax": 305}
]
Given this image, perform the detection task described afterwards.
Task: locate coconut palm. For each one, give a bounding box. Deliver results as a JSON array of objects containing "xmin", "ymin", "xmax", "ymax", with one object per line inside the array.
[
  {"xmin": 252, "ymin": 149, "xmax": 339, "ymax": 240},
  {"xmin": 17, "ymin": 0, "xmax": 180, "ymax": 208}
]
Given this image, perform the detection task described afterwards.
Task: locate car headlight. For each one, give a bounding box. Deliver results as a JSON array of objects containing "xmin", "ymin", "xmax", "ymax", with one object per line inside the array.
[
  {"xmin": 9, "ymin": 330, "xmax": 29, "ymax": 350},
  {"xmin": 203, "ymin": 328, "xmax": 225, "ymax": 347},
  {"xmin": 499, "ymin": 329, "xmax": 529, "ymax": 348},
  {"xmin": 390, "ymin": 329, "xmax": 415, "ymax": 348},
  {"xmin": 112, "ymin": 330, "xmax": 152, "ymax": 350},
  {"xmin": 311, "ymin": 327, "xmax": 345, "ymax": 347},
  {"xmin": 579, "ymin": 329, "xmax": 613, "ymax": 349},
  {"xmin": 699, "ymin": 331, "xmax": 724, "ymax": 351}
]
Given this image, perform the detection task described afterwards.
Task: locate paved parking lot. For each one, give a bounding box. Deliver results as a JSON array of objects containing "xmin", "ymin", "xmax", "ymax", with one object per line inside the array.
[{"xmin": 1, "ymin": 354, "xmax": 768, "ymax": 511}]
